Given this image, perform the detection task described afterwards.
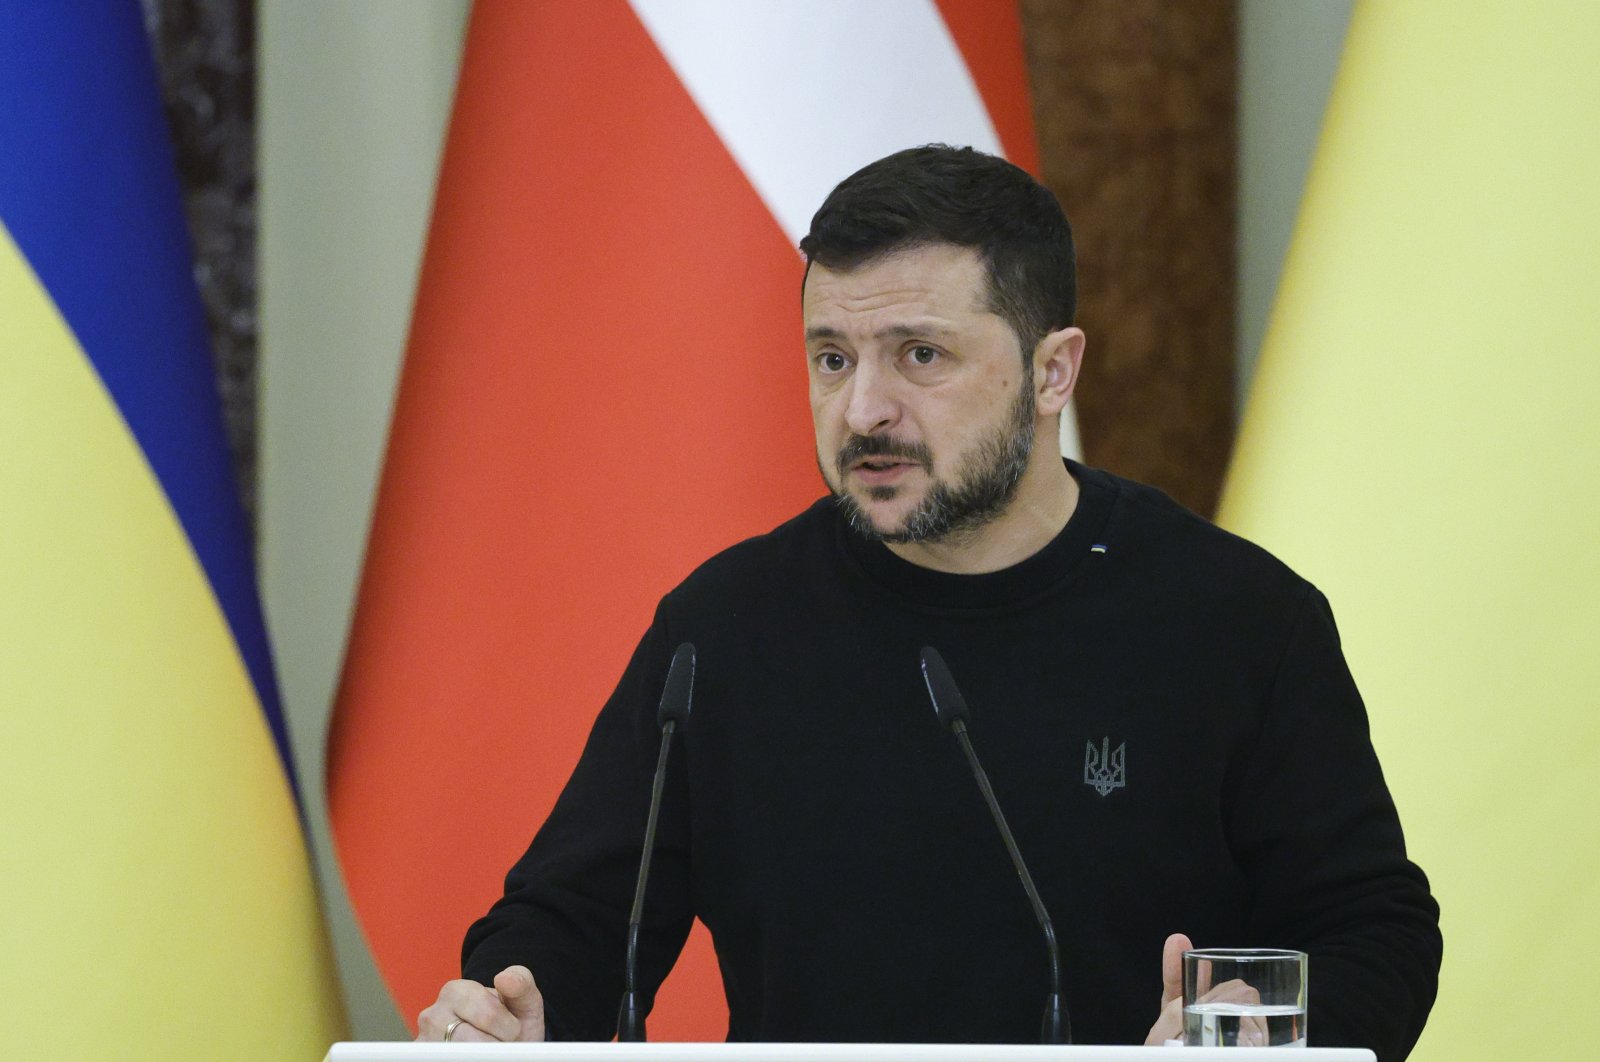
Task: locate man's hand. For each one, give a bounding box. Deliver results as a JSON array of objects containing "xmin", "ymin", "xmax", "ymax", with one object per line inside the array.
[
  {"xmin": 1144, "ymin": 934, "xmax": 1270, "ymax": 1046},
  {"xmin": 1143, "ymin": 932, "xmax": 1193, "ymax": 1045},
  {"xmin": 416, "ymin": 965, "xmax": 546, "ymax": 1042}
]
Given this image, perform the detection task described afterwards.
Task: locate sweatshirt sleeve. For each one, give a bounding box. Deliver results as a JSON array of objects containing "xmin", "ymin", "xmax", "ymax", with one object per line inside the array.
[
  {"xmin": 1228, "ymin": 586, "xmax": 1442, "ymax": 1062},
  {"xmin": 460, "ymin": 606, "xmax": 696, "ymax": 1040}
]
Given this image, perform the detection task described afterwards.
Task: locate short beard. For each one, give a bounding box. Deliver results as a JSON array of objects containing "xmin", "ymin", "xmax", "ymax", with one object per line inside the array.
[{"xmin": 829, "ymin": 383, "xmax": 1037, "ymax": 546}]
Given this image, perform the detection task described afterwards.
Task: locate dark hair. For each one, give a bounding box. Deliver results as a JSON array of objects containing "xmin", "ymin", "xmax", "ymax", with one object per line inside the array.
[{"xmin": 799, "ymin": 144, "xmax": 1076, "ymax": 357}]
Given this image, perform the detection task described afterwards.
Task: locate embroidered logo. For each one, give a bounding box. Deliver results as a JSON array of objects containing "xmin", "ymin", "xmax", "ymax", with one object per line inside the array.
[{"xmin": 1084, "ymin": 737, "xmax": 1126, "ymax": 797}]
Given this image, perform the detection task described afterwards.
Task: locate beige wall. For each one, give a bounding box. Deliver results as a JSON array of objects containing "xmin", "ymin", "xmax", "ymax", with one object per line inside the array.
[
  {"xmin": 258, "ymin": 0, "xmax": 469, "ymax": 1039},
  {"xmin": 257, "ymin": 0, "xmax": 1350, "ymax": 1041},
  {"xmin": 1237, "ymin": 0, "xmax": 1354, "ymax": 408}
]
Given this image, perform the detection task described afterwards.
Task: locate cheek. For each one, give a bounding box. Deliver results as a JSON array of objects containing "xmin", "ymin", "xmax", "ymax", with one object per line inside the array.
[
  {"xmin": 968, "ymin": 376, "xmax": 1020, "ymax": 423},
  {"xmin": 809, "ymin": 384, "xmax": 844, "ymax": 428},
  {"xmin": 809, "ymin": 394, "xmax": 837, "ymax": 452},
  {"xmin": 929, "ymin": 385, "xmax": 1010, "ymax": 454}
]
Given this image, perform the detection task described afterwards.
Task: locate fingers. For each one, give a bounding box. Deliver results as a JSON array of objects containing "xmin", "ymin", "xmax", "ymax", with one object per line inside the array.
[
  {"xmin": 495, "ymin": 965, "xmax": 540, "ymax": 1013},
  {"xmin": 1160, "ymin": 932, "xmax": 1193, "ymax": 1006},
  {"xmin": 1146, "ymin": 933, "xmax": 1196, "ymax": 1046},
  {"xmin": 1147, "ymin": 979, "xmax": 1265, "ymax": 1048},
  {"xmin": 494, "ymin": 965, "xmax": 547, "ymax": 1041},
  {"xmin": 416, "ymin": 1000, "xmax": 456, "ymax": 1042},
  {"xmin": 1195, "ymin": 981, "xmax": 1268, "ymax": 1048},
  {"xmin": 438, "ymin": 1020, "xmax": 499, "ymax": 1043},
  {"xmin": 415, "ymin": 978, "xmax": 522, "ymax": 1042},
  {"xmin": 1199, "ymin": 977, "xmax": 1262, "ymax": 1008},
  {"xmin": 1143, "ymin": 995, "xmax": 1184, "ymax": 1046}
]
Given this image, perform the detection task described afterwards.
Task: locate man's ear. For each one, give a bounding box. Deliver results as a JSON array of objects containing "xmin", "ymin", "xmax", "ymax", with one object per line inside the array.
[{"xmin": 1034, "ymin": 326, "xmax": 1085, "ymax": 417}]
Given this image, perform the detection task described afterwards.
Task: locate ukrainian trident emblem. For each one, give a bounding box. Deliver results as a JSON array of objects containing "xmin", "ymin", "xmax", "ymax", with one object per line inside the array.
[{"xmin": 1084, "ymin": 737, "xmax": 1126, "ymax": 797}]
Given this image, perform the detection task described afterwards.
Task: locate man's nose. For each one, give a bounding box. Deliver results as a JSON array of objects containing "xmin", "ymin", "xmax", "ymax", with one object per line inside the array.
[{"xmin": 843, "ymin": 362, "xmax": 900, "ymax": 436}]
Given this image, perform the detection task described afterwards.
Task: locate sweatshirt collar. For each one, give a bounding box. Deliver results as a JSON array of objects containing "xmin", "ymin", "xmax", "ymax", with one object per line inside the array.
[{"xmin": 835, "ymin": 459, "xmax": 1116, "ymax": 612}]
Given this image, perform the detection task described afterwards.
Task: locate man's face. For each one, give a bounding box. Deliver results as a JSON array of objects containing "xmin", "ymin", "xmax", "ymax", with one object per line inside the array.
[{"xmin": 803, "ymin": 243, "xmax": 1039, "ymax": 544}]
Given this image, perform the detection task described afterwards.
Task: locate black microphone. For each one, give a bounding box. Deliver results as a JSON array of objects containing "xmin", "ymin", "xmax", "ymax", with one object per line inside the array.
[
  {"xmin": 616, "ymin": 642, "xmax": 696, "ymax": 1042},
  {"xmin": 919, "ymin": 646, "xmax": 1069, "ymax": 1045}
]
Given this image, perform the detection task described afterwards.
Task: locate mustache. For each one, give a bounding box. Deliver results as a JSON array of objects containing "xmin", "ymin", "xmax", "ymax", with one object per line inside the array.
[{"xmin": 836, "ymin": 434, "xmax": 933, "ymax": 476}]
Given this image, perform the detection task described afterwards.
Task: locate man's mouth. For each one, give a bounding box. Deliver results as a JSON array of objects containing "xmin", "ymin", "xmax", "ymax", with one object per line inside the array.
[
  {"xmin": 836, "ymin": 435, "xmax": 933, "ymax": 484},
  {"xmin": 854, "ymin": 458, "xmax": 914, "ymax": 472},
  {"xmin": 850, "ymin": 457, "xmax": 921, "ymax": 486}
]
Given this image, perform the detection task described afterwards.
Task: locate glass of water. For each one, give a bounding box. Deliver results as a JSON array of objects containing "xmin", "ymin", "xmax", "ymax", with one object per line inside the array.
[{"xmin": 1183, "ymin": 948, "xmax": 1307, "ymax": 1048}]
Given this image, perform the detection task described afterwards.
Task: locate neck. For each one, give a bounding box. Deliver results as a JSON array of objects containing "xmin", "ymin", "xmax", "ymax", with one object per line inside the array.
[{"xmin": 887, "ymin": 456, "xmax": 1080, "ymax": 574}]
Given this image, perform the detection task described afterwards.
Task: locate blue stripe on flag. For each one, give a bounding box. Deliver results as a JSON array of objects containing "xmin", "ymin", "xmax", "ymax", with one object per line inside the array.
[{"xmin": 0, "ymin": 3, "xmax": 298, "ymax": 799}]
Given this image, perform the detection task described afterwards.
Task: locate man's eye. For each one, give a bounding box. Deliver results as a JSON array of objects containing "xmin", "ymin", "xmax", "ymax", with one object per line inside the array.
[
  {"xmin": 908, "ymin": 345, "xmax": 939, "ymax": 366},
  {"xmin": 817, "ymin": 352, "xmax": 849, "ymax": 373}
]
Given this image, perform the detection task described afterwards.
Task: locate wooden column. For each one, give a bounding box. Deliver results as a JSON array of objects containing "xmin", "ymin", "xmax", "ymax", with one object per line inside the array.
[{"xmin": 1022, "ymin": 0, "xmax": 1237, "ymax": 518}]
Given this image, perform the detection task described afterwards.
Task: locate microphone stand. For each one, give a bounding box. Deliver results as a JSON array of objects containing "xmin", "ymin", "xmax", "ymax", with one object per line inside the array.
[
  {"xmin": 921, "ymin": 646, "xmax": 1070, "ymax": 1044},
  {"xmin": 616, "ymin": 642, "xmax": 696, "ymax": 1042}
]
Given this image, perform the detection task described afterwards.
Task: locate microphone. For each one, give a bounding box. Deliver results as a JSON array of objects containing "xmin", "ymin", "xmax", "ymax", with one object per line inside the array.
[
  {"xmin": 919, "ymin": 646, "xmax": 1069, "ymax": 1045},
  {"xmin": 616, "ymin": 642, "xmax": 696, "ymax": 1042}
]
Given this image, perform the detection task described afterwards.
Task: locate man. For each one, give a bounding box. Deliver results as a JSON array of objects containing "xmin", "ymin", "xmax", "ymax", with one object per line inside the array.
[{"xmin": 417, "ymin": 146, "xmax": 1441, "ymax": 1057}]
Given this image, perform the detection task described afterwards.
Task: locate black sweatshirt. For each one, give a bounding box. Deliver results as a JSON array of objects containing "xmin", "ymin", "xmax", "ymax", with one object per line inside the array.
[{"xmin": 464, "ymin": 462, "xmax": 1441, "ymax": 1059}]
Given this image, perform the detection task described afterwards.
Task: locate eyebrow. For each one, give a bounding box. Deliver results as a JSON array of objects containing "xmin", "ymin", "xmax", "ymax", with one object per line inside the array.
[{"xmin": 804, "ymin": 321, "xmax": 957, "ymax": 343}]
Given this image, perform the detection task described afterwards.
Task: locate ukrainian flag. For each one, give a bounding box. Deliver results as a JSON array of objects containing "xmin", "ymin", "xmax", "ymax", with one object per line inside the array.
[
  {"xmin": 0, "ymin": 6, "xmax": 345, "ymax": 1057},
  {"xmin": 1221, "ymin": 3, "xmax": 1600, "ymax": 1058}
]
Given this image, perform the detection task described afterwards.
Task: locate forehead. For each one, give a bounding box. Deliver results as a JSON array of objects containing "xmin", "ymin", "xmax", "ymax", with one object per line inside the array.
[{"xmin": 802, "ymin": 244, "xmax": 992, "ymax": 336}]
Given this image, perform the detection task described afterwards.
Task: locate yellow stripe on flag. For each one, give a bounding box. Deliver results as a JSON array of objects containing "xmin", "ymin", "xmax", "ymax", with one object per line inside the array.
[
  {"xmin": 0, "ymin": 221, "xmax": 345, "ymax": 1058},
  {"xmin": 1220, "ymin": 4, "xmax": 1600, "ymax": 1059}
]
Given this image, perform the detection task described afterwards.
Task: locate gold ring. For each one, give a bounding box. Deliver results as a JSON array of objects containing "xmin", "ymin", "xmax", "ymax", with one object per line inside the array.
[{"xmin": 444, "ymin": 1017, "xmax": 466, "ymax": 1042}]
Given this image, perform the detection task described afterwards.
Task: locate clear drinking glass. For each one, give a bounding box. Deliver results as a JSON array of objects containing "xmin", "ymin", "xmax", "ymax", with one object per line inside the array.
[{"xmin": 1182, "ymin": 948, "xmax": 1307, "ymax": 1048}]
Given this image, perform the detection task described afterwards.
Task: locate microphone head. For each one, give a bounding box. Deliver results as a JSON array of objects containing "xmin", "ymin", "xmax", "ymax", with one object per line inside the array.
[
  {"xmin": 657, "ymin": 642, "xmax": 696, "ymax": 728},
  {"xmin": 919, "ymin": 646, "xmax": 970, "ymax": 730}
]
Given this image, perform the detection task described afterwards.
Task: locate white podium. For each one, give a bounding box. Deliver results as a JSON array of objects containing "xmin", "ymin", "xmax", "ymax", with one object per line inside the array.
[{"xmin": 324, "ymin": 1044, "xmax": 1374, "ymax": 1062}]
